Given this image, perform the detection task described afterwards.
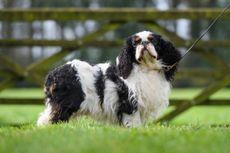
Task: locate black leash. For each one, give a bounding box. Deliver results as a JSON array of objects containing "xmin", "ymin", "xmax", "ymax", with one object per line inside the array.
[{"xmin": 162, "ymin": 3, "xmax": 230, "ymax": 71}]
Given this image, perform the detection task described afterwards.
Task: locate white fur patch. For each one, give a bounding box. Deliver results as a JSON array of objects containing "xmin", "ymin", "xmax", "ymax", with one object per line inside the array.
[
  {"xmin": 125, "ymin": 64, "xmax": 170, "ymax": 123},
  {"xmin": 136, "ymin": 31, "xmax": 152, "ymax": 41},
  {"xmin": 135, "ymin": 45, "xmax": 144, "ymax": 61},
  {"xmin": 37, "ymin": 100, "xmax": 52, "ymax": 126},
  {"xmin": 146, "ymin": 44, "xmax": 157, "ymax": 59},
  {"xmin": 116, "ymin": 57, "xmax": 119, "ymax": 65}
]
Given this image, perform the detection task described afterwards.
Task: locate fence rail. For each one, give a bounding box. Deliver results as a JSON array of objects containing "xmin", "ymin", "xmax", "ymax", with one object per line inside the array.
[
  {"xmin": 1, "ymin": 39, "xmax": 230, "ymax": 48},
  {"xmin": 0, "ymin": 8, "xmax": 230, "ymax": 21}
]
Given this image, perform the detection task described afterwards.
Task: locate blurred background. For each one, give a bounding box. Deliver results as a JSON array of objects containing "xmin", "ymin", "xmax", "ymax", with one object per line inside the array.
[{"xmin": 0, "ymin": 0, "xmax": 229, "ymax": 88}]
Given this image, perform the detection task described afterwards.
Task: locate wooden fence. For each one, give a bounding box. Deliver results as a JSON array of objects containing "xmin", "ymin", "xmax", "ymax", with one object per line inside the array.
[{"xmin": 0, "ymin": 8, "xmax": 230, "ymax": 122}]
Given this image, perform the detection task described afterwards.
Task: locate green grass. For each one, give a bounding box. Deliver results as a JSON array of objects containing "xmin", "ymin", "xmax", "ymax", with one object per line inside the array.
[{"xmin": 0, "ymin": 88, "xmax": 230, "ymax": 153}]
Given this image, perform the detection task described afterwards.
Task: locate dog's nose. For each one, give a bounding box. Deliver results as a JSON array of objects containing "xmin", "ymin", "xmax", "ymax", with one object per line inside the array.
[
  {"xmin": 151, "ymin": 55, "xmax": 157, "ymax": 59},
  {"xmin": 141, "ymin": 41, "xmax": 149, "ymax": 47}
]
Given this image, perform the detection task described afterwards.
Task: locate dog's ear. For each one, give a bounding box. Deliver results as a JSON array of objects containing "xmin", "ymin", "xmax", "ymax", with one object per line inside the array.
[
  {"xmin": 155, "ymin": 35, "xmax": 181, "ymax": 81},
  {"xmin": 116, "ymin": 37, "xmax": 135, "ymax": 79},
  {"xmin": 158, "ymin": 36, "xmax": 181, "ymax": 65}
]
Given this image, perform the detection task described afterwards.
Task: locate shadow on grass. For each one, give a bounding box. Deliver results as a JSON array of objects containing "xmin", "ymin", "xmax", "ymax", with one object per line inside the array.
[
  {"xmin": 149, "ymin": 122, "xmax": 230, "ymax": 129},
  {"xmin": 1, "ymin": 121, "xmax": 230, "ymax": 130},
  {"xmin": 210, "ymin": 124, "xmax": 230, "ymax": 128},
  {"xmin": 0, "ymin": 122, "xmax": 32, "ymax": 129}
]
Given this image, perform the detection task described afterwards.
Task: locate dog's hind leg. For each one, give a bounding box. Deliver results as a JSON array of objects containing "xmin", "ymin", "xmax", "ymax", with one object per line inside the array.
[
  {"xmin": 37, "ymin": 97, "xmax": 81, "ymax": 126},
  {"xmin": 37, "ymin": 98, "xmax": 53, "ymax": 126},
  {"xmin": 37, "ymin": 64, "xmax": 85, "ymax": 126},
  {"xmin": 49, "ymin": 101, "xmax": 77, "ymax": 124}
]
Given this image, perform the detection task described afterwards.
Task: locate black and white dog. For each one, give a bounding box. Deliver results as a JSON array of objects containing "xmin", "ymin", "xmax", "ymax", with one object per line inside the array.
[{"xmin": 37, "ymin": 31, "xmax": 181, "ymax": 127}]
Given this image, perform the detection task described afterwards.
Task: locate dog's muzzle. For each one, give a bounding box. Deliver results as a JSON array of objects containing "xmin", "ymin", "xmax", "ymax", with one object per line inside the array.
[{"xmin": 138, "ymin": 41, "xmax": 157, "ymax": 60}]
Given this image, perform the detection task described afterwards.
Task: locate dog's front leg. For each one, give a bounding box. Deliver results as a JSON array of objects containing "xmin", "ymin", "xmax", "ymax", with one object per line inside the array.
[{"xmin": 122, "ymin": 111, "xmax": 142, "ymax": 128}]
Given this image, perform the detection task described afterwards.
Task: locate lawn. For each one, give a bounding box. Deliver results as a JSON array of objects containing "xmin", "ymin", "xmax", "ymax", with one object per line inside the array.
[{"xmin": 0, "ymin": 88, "xmax": 230, "ymax": 153}]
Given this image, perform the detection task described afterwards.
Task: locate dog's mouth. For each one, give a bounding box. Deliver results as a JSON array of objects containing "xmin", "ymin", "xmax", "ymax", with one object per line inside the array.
[
  {"xmin": 137, "ymin": 49, "xmax": 157, "ymax": 62},
  {"xmin": 136, "ymin": 47, "xmax": 163, "ymax": 70},
  {"xmin": 136, "ymin": 44, "xmax": 158, "ymax": 63}
]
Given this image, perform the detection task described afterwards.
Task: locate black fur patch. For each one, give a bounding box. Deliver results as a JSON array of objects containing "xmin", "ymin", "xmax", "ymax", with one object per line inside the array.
[
  {"xmin": 152, "ymin": 34, "xmax": 182, "ymax": 81},
  {"xmin": 44, "ymin": 64, "xmax": 85, "ymax": 123},
  {"xmin": 117, "ymin": 37, "xmax": 138, "ymax": 79},
  {"xmin": 106, "ymin": 65, "xmax": 138, "ymax": 123},
  {"xmin": 94, "ymin": 67, "xmax": 105, "ymax": 110}
]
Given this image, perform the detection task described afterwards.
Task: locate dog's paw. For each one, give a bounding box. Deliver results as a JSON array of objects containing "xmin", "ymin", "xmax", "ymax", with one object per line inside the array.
[
  {"xmin": 122, "ymin": 111, "xmax": 142, "ymax": 128},
  {"xmin": 123, "ymin": 121, "xmax": 141, "ymax": 128},
  {"xmin": 37, "ymin": 105, "xmax": 52, "ymax": 127}
]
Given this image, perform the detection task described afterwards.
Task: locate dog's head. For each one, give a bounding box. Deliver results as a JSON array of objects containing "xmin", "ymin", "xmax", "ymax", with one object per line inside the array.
[{"xmin": 116, "ymin": 31, "xmax": 181, "ymax": 81}]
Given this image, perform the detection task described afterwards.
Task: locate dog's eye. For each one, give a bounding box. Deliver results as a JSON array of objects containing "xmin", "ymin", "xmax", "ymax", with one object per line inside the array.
[
  {"xmin": 148, "ymin": 35, "xmax": 154, "ymax": 41},
  {"xmin": 133, "ymin": 36, "xmax": 141, "ymax": 46},
  {"xmin": 148, "ymin": 34, "xmax": 157, "ymax": 45}
]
